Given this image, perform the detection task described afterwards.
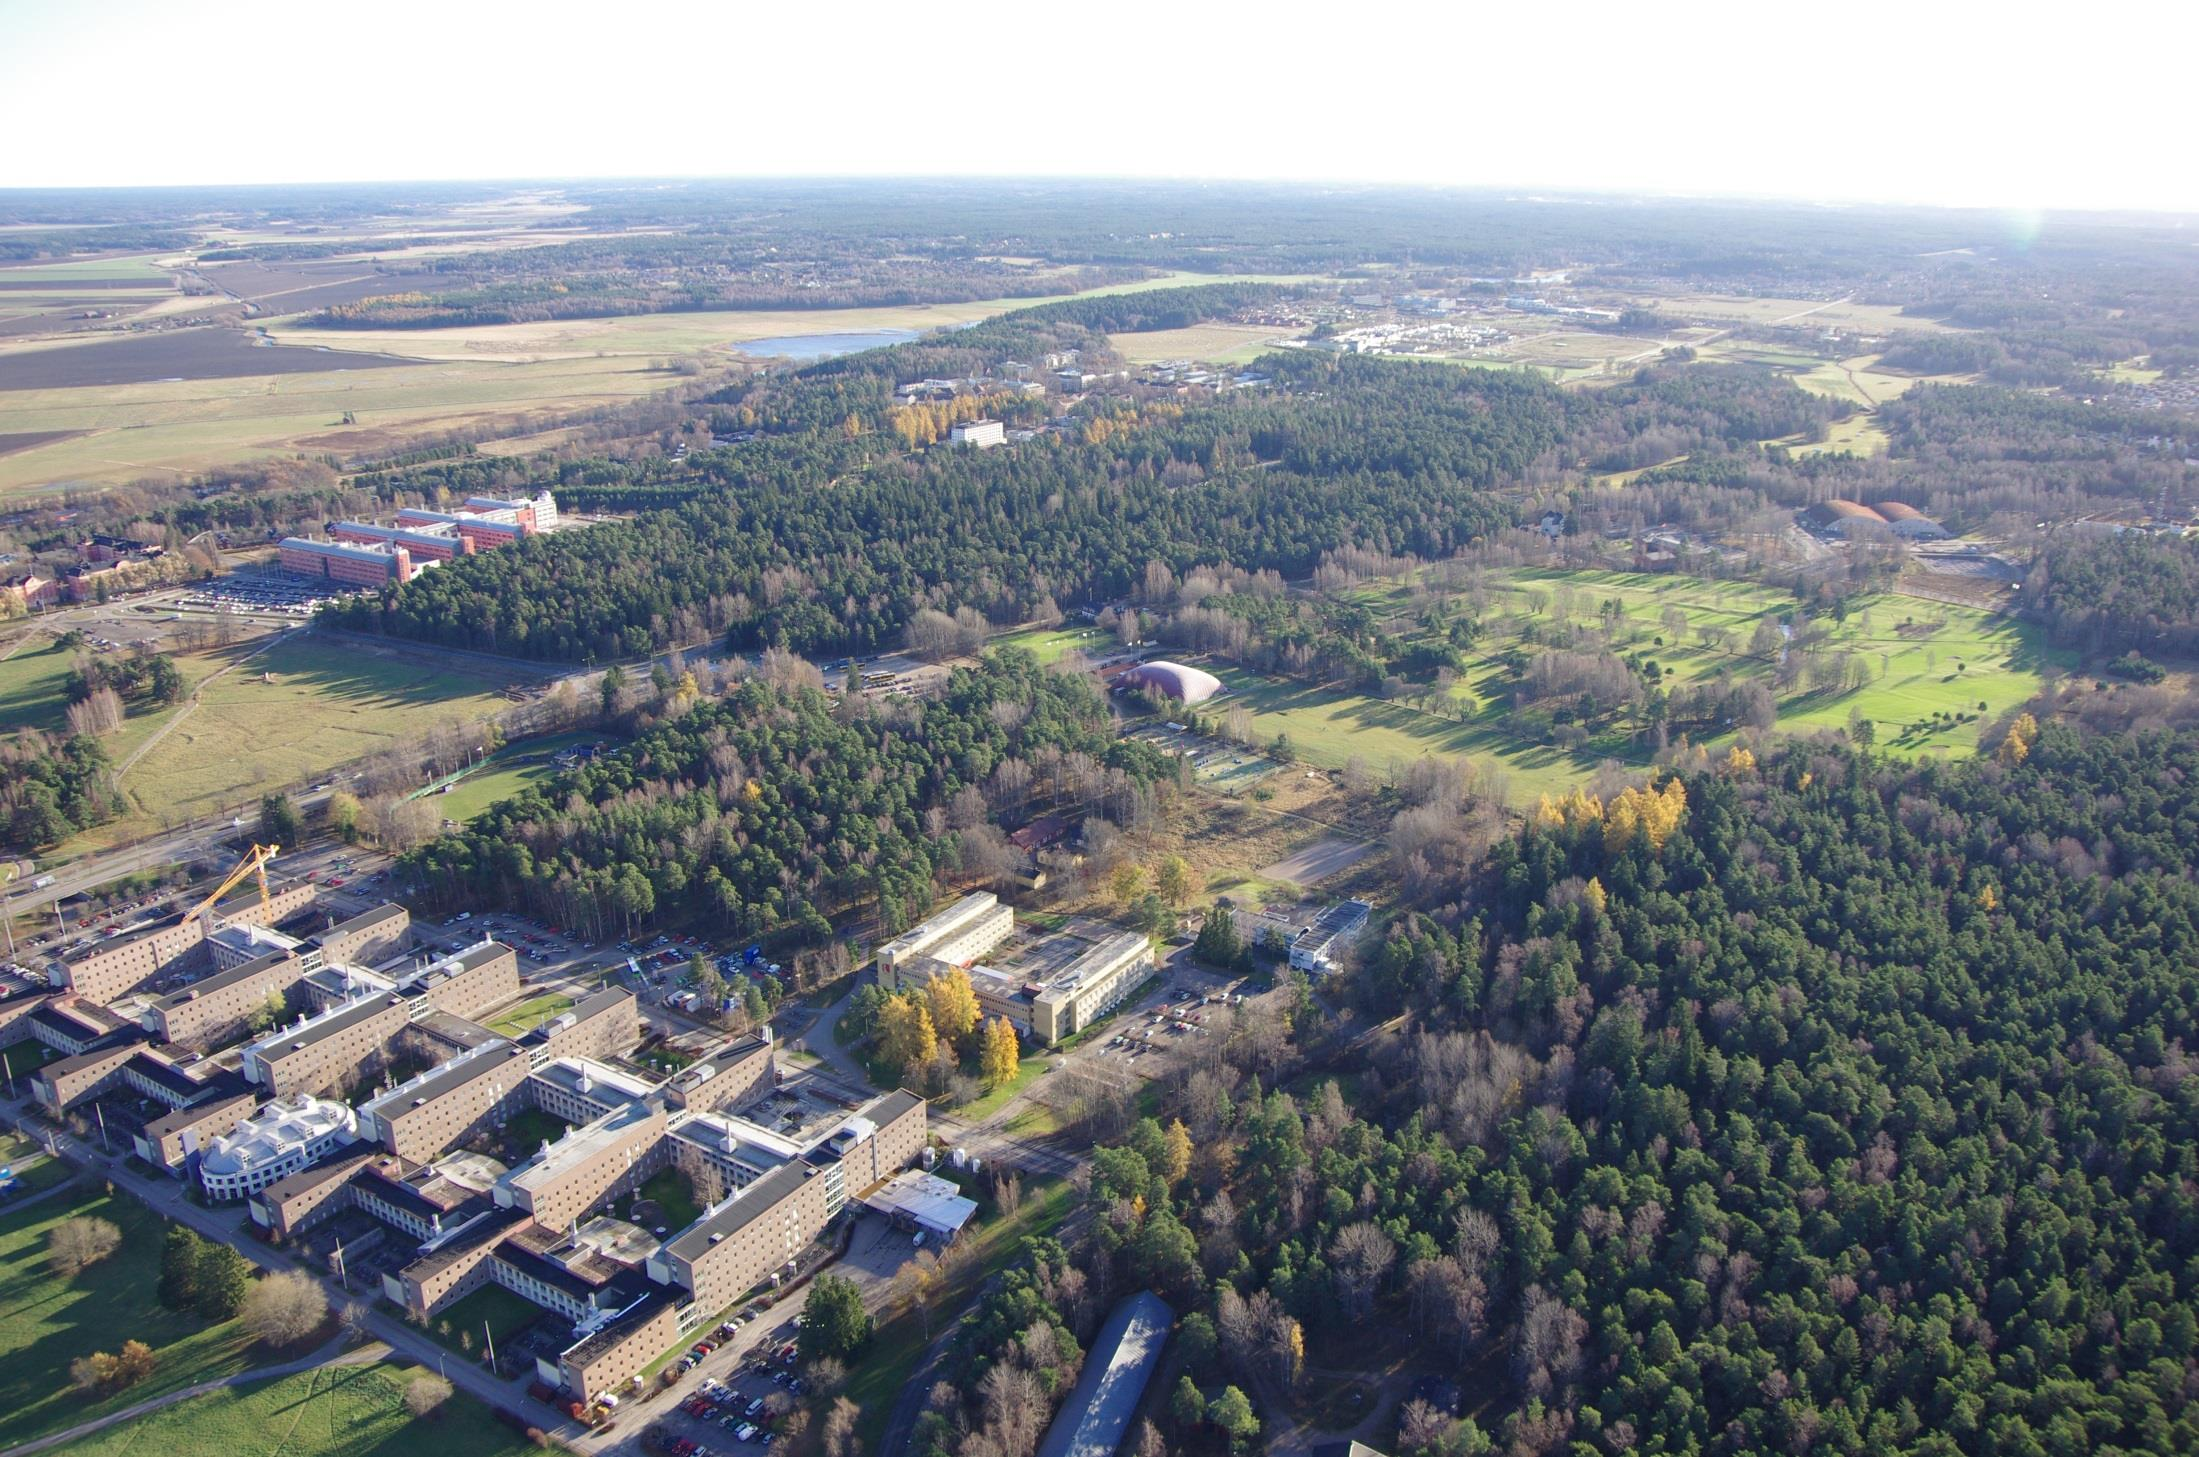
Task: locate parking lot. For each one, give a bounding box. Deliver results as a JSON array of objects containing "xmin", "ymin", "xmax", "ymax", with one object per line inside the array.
[
  {"xmin": 1122, "ymin": 720, "xmax": 1277, "ymax": 790},
  {"xmin": 179, "ymin": 569, "xmax": 348, "ymax": 616},
  {"xmin": 634, "ymin": 1216, "xmax": 916, "ymax": 1455}
]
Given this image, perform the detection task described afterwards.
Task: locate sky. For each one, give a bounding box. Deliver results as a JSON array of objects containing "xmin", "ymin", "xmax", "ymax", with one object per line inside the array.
[{"xmin": 2, "ymin": 0, "xmax": 2193, "ymax": 213}]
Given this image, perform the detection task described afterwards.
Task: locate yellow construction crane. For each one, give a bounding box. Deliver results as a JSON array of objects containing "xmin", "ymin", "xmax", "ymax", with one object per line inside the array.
[{"xmin": 182, "ymin": 842, "xmax": 278, "ymax": 927}]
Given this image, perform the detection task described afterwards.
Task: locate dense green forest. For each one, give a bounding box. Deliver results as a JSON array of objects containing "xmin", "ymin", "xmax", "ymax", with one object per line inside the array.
[
  {"xmin": 2024, "ymin": 532, "xmax": 2199, "ymax": 655},
  {"xmin": 1085, "ymin": 726, "xmax": 2199, "ymax": 1456},
  {"xmin": 397, "ymin": 650, "xmax": 1164, "ymax": 943},
  {"xmin": 321, "ymin": 305, "xmax": 1846, "ymax": 664},
  {"xmin": 0, "ymin": 732, "xmax": 121, "ymax": 849}
]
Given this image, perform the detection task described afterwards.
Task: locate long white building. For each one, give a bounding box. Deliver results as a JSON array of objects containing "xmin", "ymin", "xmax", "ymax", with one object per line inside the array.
[{"xmin": 876, "ymin": 892, "xmax": 1015, "ymax": 980}]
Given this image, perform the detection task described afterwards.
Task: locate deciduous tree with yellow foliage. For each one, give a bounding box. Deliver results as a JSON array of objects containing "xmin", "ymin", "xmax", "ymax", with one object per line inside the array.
[
  {"xmin": 878, "ymin": 994, "xmax": 937, "ymax": 1078},
  {"xmin": 980, "ymin": 1015, "xmax": 1021, "ymax": 1090},
  {"xmin": 924, "ymin": 965, "xmax": 981, "ymax": 1049}
]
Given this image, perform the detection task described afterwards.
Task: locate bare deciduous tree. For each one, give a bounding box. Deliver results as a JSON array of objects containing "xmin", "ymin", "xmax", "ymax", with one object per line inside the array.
[
  {"xmin": 241, "ymin": 1268, "xmax": 328, "ymax": 1347},
  {"xmin": 47, "ymin": 1216, "xmax": 121, "ymax": 1276}
]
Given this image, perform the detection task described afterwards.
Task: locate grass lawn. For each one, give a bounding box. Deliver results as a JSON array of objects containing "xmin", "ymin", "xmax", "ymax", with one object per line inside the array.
[
  {"xmin": 424, "ymin": 731, "xmax": 598, "ymax": 823},
  {"xmin": 0, "ymin": 1188, "xmax": 268, "ymax": 1449},
  {"xmin": 0, "ymin": 635, "xmax": 78, "ymax": 734},
  {"xmin": 61, "ymin": 1357, "xmax": 540, "ymax": 1457},
  {"xmin": 845, "ymin": 1176, "xmax": 1074, "ymax": 1451},
  {"xmin": 500, "ymin": 1108, "xmax": 571, "ymax": 1155},
  {"xmin": 951, "ymin": 1053, "xmax": 1051, "ymax": 1122},
  {"xmin": 482, "ymin": 991, "xmax": 575, "ymax": 1038},
  {"xmin": 1792, "ymin": 412, "xmax": 1889, "ymax": 458},
  {"xmin": 429, "ymin": 1281, "xmax": 546, "ymax": 1357},
  {"xmin": 1106, "ymin": 323, "xmax": 1296, "ymax": 366},
  {"xmin": 632, "ymin": 1167, "xmax": 704, "ymax": 1233},
  {"xmin": 90, "ymin": 633, "xmax": 516, "ymax": 843},
  {"xmin": 0, "ymin": 1130, "xmax": 73, "ymax": 1194}
]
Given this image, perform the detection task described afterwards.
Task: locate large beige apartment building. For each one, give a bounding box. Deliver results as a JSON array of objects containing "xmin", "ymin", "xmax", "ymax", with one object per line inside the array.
[
  {"xmin": 312, "ymin": 903, "xmax": 410, "ymax": 967},
  {"xmin": 144, "ymin": 948, "xmax": 306, "ymax": 1048},
  {"xmin": 493, "ymin": 1098, "xmax": 666, "ymax": 1231},
  {"xmin": 243, "ymin": 993, "xmax": 411, "ymax": 1098},
  {"xmin": 406, "ymin": 941, "xmax": 519, "ymax": 1020},
  {"xmin": 58, "ymin": 880, "xmax": 318, "ymax": 1005},
  {"xmin": 522, "ymin": 987, "xmax": 640, "ymax": 1067},
  {"xmin": 1031, "ymin": 932, "xmax": 1155, "ymax": 1043},
  {"xmin": 661, "ymin": 1033, "xmax": 775, "ymax": 1114},
  {"xmin": 358, "ymin": 1040, "xmax": 530, "ymax": 1162}
]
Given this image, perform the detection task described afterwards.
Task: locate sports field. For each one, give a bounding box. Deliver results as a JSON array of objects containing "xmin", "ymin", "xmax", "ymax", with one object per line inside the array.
[
  {"xmin": 422, "ymin": 731, "xmax": 597, "ymax": 823},
  {"xmin": 0, "ymin": 1189, "xmax": 265, "ymax": 1450},
  {"xmin": 1106, "ymin": 323, "xmax": 1297, "ymax": 365},
  {"xmin": 990, "ymin": 624, "xmax": 1117, "ymax": 665},
  {"xmin": 61, "ymin": 1359, "xmax": 539, "ymax": 1457},
  {"xmin": 1211, "ymin": 569, "xmax": 2063, "ymax": 802}
]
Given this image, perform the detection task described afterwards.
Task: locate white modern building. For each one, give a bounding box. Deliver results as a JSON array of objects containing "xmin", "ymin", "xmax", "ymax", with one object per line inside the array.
[
  {"xmin": 1289, "ymin": 900, "xmax": 1372, "ymax": 975},
  {"xmin": 949, "ymin": 419, "xmax": 1006, "ymax": 449},
  {"xmin": 876, "ymin": 892, "xmax": 1015, "ymax": 980},
  {"xmin": 198, "ymin": 1094, "xmax": 359, "ymax": 1201}
]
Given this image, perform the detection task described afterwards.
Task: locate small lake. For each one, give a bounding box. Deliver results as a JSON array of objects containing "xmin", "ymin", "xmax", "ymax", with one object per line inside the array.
[{"xmin": 729, "ymin": 328, "xmax": 918, "ymax": 362}]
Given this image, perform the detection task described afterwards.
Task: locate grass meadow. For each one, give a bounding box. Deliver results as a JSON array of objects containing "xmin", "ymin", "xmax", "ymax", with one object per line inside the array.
[
  {"xmin": 57, "ymin": 634, "xmax": 517, "ymax": 849},
  {"xmin": 61, "ymin": 1358, "xmax": 539, "ymax": 1457},
  {"xmin": 0, "ymin": 1188, "xmax": 266, "ymax": 1449},
  {"xmin": 0, "ymin": 270, "xmax": 1316, "ymax": 493}
]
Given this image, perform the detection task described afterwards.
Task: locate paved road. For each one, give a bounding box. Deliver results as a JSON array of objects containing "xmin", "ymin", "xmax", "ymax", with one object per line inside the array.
[
  {"xmin": 792, "ymin": 977, "xmax": 874, "ymax": 1089},
  {"xmin": 1, "ymin": 1101, "xmax": 579, "ymax": 1449}
]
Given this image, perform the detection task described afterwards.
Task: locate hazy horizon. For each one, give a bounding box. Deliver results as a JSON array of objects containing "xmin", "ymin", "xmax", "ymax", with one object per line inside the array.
[{"xmin": 4, "ymin": 0, "xmax": 2192, "ymax": 213}]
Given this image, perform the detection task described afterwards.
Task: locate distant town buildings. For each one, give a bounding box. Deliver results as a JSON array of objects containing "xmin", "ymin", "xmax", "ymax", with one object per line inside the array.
[{"xmin": 280, "ymin": 490, "xmax": 557, "ymax": 587}]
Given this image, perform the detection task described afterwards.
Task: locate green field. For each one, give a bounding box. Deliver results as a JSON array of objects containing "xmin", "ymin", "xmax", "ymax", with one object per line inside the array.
[
  {"xmin": 1210, "ymin": 569, "xmax": 2063, "ymax": 802},
  {"xmin": 431, "ymin": 1281, "xmax": 546, "ymax": 1356},
  {"xmin": 482, "ymin": 991, "xmax": 575, "ymax": 1037},
  {"xmin": 0, "ymin": 635, "xmax": 79, "ymax": 733},
  {"xmin": 421, "ymin": 731, "xmax": 597, "ymax": 823},
  {"xmin": 62, "ymin": 1358, "xmax": 538, "ymax": 1457},
  {"xmin": 94, "ymin": 633, "xmax": 518, "ymax": 844},
  {"xmin": 0, "ymin": 1189, "xmax": 267, "ymax": 1449},
  {"xmin": 990, "ymin": 623, "xmax": 1118, "ymax": 665}
]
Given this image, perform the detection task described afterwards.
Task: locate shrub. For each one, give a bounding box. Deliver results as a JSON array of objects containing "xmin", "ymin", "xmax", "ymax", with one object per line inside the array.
[
  {"xmin": 241, "ymin": 1268, "xmax": 328, "ymax": 1347},
  {"xmin": 47, "ymin": 1215, "xmax": 121, "ymax": 1276},
  {"xmin": 404, "ymin": 1371, "xmax": 454, "ymax": 1418}
]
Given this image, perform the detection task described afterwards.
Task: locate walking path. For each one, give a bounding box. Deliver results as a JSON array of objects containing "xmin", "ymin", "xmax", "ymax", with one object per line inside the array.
[
  {"xmin": 117, "ymin": 627, "xmax": 296, "ymax": 777},
  {"xmin": 6, "ymin": 1334, "xmax": 375, "ymax": 1455},
  {"xmin": 0, "ymin": 1103, "xmax": 576, "ymax": 1450}
]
